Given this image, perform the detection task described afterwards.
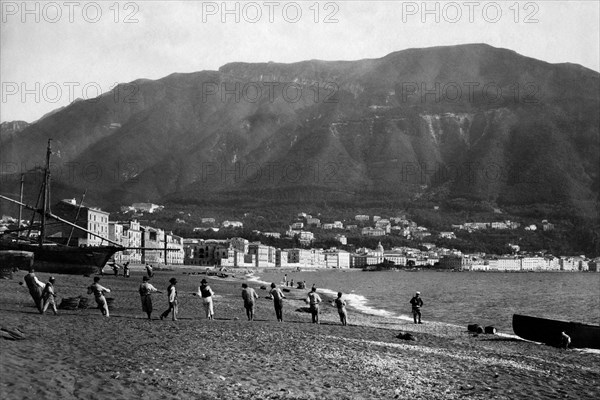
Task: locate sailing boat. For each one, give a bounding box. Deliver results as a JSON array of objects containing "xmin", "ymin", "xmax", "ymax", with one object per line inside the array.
[{"xmin": 0, "ymin": 140, "xmax": 125, "ymax": 275}]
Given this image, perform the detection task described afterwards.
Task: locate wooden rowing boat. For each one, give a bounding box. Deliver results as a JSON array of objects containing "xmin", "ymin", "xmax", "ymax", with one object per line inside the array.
[{"xmin": 512, "ymin": 314, "xmax": 600, "ymax": 349}]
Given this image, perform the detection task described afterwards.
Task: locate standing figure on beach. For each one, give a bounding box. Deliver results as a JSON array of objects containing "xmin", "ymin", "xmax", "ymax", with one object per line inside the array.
[
  {"xmin": 269, "ymin": 283, "xmax": 285, "ymax": 322},
  {"xmin": 306, "ymin": 287, "xmax": 322, "ymax": 324},
  {"xmin": 199, "ymin": 279, "xmax": 215, "ymax": 320},
  {"xmin": 284, "ymin": 274, "xmax": 288, "ymax": 287},
  {"xmin": 409, "ymin": 291, "xmax": 423, "ymax": 324},
  {"xmin": 241, "ymin": 283, "xmax": 259, "ymax": 321},
  {"xmin": 335, "ymin": 292, "xmax": 347, "ymax": 326},
  {"xmin": 560, "ymin": 331, "xmax": 571, "ymax": 349},
  {"xmin": 160, "ymin": 278, "xmax": 178, "ymax": 321},
  {"xmin": 41, "ymin": 277, "xmax": 58, "ymax": 315},
  {"xmin": 112, "ymin": 263, "xmax": 119, "ymax": 276},
  {"xmin": 123, "ymin": 262, "xmax": 130, "ymax": 278},
  {"xmin": 139, "ymin": 276, "xmax": 160, "ymax": 320},
  {"xmin": 87, "ymin": 277, "xmax": 111, "ymax": 317},
  {"xmin": 146, "ymin": 264, "xmax": 154, "ymax": 278},
  {"xmin": 23, "ymin": 268, "xmax": 45, "ymax": 313}
]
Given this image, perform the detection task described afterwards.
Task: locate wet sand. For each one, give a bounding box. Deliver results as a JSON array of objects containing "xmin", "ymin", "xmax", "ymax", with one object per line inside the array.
[{"xmin": 1, "ymin": 268, "xmax": 599, "ymax": 399}]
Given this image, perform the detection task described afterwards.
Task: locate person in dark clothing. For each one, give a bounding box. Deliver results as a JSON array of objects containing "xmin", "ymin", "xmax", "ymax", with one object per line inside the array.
[
  {"xmin": 139, "ymin": 276, "xmax": 160, "ymax": 320},
  {"xmin": 123, "ymin": 262, "xmax": 130, "ymax": 278},
  {"xmin": 241, "ymin": 283, "xmax": 259, "ymax": 321},
  {"xmin": 24, "ymin": 268, "xmax": 44, "ymax": 313},
  {"xmin": 409, "ymin": 291, "xmax": 424, "ymax": 324},
  {"xmin": 269, "ymin": 283, "xmax": 285, "ymax": 322}
]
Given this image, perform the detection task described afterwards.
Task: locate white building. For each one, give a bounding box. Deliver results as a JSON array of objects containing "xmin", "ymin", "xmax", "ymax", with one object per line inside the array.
[{"xmin": 222, "ymin": 220, "xmax": 243, "ymax": 228}]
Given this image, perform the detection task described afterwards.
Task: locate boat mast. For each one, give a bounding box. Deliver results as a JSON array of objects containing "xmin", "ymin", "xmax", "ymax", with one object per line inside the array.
[
  {"xmin": 39, "ymin": 139, "xmax": 52, "ymax": 246},
  {"xmin": 18, "ymin": 173, "xmax": 24, "ymax": 237},
  {"xmin": 67, "ymin": 189, "xmax": 87, "ymax": 245}
]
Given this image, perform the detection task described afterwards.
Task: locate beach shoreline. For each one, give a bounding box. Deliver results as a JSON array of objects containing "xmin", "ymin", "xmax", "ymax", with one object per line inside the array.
[{"xmin": 1, "ymin": 268, "xmax": 599, "ymax": 399}]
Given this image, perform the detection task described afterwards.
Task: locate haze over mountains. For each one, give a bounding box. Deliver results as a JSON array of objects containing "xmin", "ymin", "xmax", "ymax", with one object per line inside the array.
[{"xmin": 1, "ymin": 44, "xmax": 598, "ymax": 218}]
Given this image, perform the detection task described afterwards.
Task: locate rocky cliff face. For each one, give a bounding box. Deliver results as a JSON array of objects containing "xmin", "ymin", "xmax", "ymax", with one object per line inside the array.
[
  {"xmin": 1, "ymin": 44, "xmax": 598, "ymax": 216},
  {"xmin": 0, "ymin": 120, "xmax": 30, "ymax": 139}
]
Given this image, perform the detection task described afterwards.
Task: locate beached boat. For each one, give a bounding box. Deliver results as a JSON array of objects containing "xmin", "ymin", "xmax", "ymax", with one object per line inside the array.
[
  {"xmin": 512, "ymin": 314, "xmax": 600, "ymax": 349},
  {"xmin": 0, "ymin": 237, "xmax": 121, "ymax": 275},
  {"xmin": 0, "ymin": 140, "xmax": 125, "ymax": 275}
]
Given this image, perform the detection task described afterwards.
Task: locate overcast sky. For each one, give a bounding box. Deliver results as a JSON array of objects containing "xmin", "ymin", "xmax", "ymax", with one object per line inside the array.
[{"xmin": 1, "ymin": 0, "xmax": 598, "ymax": 122}]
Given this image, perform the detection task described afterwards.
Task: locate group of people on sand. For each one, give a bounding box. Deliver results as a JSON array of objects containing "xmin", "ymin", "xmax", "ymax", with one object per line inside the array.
[
  {"xmin": 22, "ymin": 268, "xmax": 423, "ymax": 327},
  {"xmin": 100, "ymin": 262, "xmax": 131, "ymax": 277},
  {"xmin": 86, "ymin": 275, "xmax": 217, "ymax": 320},
  {"xmin": 241, "ymin": 281, "xmax": 348, "ymax": 325}
]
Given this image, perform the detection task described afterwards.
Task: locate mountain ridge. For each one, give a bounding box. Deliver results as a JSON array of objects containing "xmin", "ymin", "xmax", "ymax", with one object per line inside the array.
[{"xmin": 0, "ymin": 43, "xmax": 598, "ymax": 220}]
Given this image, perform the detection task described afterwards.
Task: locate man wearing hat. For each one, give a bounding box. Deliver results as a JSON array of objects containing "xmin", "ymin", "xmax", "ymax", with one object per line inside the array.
[
  {"xmin": 41, "ymin": 276, "xmax": 58, "ymax": 315},
  {"xmin": 160, "ymin": 278, "xmax": 178, "ymax": 321},
  {"xmin": 409, "ymin": 291, "xmax": 424, "ymax": 324},
  {"xmin": 139, "ymin": 276, "xmax": 160, "ymax": 320}
]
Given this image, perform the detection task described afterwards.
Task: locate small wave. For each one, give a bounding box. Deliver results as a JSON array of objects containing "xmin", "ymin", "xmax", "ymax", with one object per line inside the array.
[
  {"xmin": 246, "ymin": 275, "xmax": 270, "ymax": 285},
  {"xmin": 315, "ymin": 287, "xmax": 399, "ymax": 319}
]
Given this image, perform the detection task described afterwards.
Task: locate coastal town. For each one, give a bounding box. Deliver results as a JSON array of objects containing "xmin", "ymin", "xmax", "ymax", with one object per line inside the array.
[{"xmin": 2, "ymin": 199, "xmax": 598, "ymax": 273}]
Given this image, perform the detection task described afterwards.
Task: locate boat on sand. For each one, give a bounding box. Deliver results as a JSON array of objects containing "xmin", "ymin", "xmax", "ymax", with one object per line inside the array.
[{"xmin": 512, "ymin": 314, "xmax": 600, "ymax": 349}]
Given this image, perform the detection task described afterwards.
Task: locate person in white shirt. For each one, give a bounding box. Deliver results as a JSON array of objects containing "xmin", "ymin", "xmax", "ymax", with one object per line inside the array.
[
  {"xmin": 199, "ymin": 279, "xmax": 215, "ymax": 320},
  {"xmin": 306, "ymin": 287, "xmax": 322, "ymax": 324},
  {"xmin": 87, "ymin": 277, "xmax": 111, "ymax": 317},
  {"xmin": 160, "ymin": 278, "xmax": 178, "ymax": 321},
  {"xmin": 41, "ymin": 276, "xmax": 58, "ymax": 315}
]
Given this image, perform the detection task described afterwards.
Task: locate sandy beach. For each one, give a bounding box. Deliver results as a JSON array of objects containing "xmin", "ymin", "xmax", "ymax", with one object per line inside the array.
[{"xmin": 1, "ymin": 267, "xmax": 598, "ymax": 400}]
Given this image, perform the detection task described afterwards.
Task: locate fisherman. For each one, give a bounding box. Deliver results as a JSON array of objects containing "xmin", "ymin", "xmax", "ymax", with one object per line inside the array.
[
  {"xmin": 241, "ymin": 283, "xmax": 259, "ymax": 321},
  {"xmin": 41, "ymin": 276, "xmax": 58, "ymax": 315},
  {"xmin": 23, "ymin": 268, "xmax": 45, "ymax": 313},
  {"xmin": 409, "ymin": 291, "xmax": 424, "ymax": 324},
  {"xmin": 139, "ymin": 276, "xmax": 160, "ymax": 320},
  {"xmin": 87, "ymin": 276, "xmax": 111, "ymax": 317},
  {"xmin": 560, "ymin": 331, "xmax": 571, "ymax": 349},
  {"xmin": 306, "ymin": 286, "xmax": 322, "ymax": 324},
  {"xmin": 198, "ymin": 279, "xmax": 215, "ymax": 320},
  {"xmin": 160, "ymin": 278, "xmax": 178, "ymax": 321},
  {"xmin": 269, "ymin": 283, "xmax": 285, "ymax": 322},
  {"xmin": 335, "ymin": 292, "xmax": 347, "ymax": 326}
]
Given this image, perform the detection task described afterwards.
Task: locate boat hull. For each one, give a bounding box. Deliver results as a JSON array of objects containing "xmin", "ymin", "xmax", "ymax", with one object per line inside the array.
[
  {"xmin": 1, "ymin": 240, "xmax": 120, "ymax": 275},
  {"xmin": 512, "ymin": 314, "xmax": 600, "ymax": 349}
]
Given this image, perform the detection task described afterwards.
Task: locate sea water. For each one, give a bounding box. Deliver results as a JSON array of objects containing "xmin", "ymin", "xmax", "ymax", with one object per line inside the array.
[{"xmin": 253, "ymin": 270, "xmax": 600, "ymax": 332}]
